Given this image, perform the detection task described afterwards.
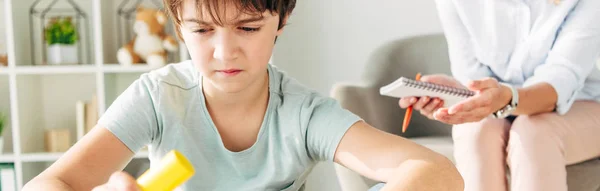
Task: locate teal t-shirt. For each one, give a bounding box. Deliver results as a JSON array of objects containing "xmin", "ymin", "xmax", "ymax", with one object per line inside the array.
[{"xmin": 98, "ymin": 61, "xmax": 362, "ymax": 191}]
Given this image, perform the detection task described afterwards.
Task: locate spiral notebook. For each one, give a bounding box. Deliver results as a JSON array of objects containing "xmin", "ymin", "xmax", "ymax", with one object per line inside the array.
[{"xmin": 379, "ymin": 77, "xmax": 475, "ymax": 107}]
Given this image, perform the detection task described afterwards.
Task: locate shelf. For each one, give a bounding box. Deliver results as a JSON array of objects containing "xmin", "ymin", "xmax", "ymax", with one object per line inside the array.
[
  {"xmin": 102, "ymin": 64, "xmax": 159, "ymax": 73},
  {"xmin": 21, "ymin": 151, "xmax": 149, "ymax": 162},
  {"xmin": 0, "ymin": 68, "xmax": 9, "ymax": 74},
  {"xmin": 14, "ymin": 65, "xmax": 98, "ymax": 75},
  {"xmin": 21, "ymin": 152, "xmax": 63, "ymax": 162},
  {"xmin": 104, "ymin": 72, "xmax": 144, "ymax": 108},
  {"xmin": 0, "ymin": 154, "xmax": 16, "ymax": 163},
  {"xmin": 5, "ymin": 64, "xmax": 162, "ymax": 75},
  {"xmin": 3, "ymin": 0, "xmax": 187, "ymax": 188},
  {"xmin": 0, "ymin": 75, "xmax": 14, "ymax": 155}
]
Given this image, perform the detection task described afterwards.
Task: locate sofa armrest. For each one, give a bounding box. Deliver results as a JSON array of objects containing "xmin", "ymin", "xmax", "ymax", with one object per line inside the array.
[
  {"xmin": 333, "ymin": 135, "xmax": 455, "ymax": 191},
  {"xmin": 330, "ymin": 82, "xmax": 377, "ymax": 123},
  {"xmin": 334, "ymin": 163, "xmax": 376, "ymax": 191}
]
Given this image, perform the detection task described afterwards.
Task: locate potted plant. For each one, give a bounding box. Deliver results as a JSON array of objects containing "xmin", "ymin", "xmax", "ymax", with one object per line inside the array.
[
  {"xmin": 0, "ymin": 112, "xmax": 5, "ymax": 154},
  {"xmin": 45, "ymin": 17, "xmax": 79, "ymax": 65}
]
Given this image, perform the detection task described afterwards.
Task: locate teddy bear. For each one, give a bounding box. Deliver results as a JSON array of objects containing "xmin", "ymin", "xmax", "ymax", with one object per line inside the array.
[
  {"xmin": 0, "ymin": 54, "xmax": 7, "ymax": 67},
  {"xmin": 117, "ymin": 7, "xmax": 178, "ymax": 67}
]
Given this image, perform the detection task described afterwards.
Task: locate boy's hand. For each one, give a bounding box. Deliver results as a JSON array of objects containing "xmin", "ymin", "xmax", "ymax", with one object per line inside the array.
[
  {"xmin": 398, "ymin": 74, "xmax": 465, "ymax": 119},
  {"xmin": 92, "ymin": 172, "xmax": 141, "ymax": 191}
]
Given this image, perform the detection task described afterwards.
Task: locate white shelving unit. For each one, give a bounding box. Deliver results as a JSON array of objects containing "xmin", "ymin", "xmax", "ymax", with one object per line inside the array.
[
  {"xmin": 1, "ymin": 0, "xmax": 188, "ymax": 189},
  {"xmin": 20, "ymin": 151, "xmax": 150, "ymax": 162}
]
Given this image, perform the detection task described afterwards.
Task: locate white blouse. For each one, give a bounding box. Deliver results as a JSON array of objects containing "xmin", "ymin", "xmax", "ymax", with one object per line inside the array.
[{"xmin": 434, "ymin": 0, "xmax": 600, "ymax": 114}]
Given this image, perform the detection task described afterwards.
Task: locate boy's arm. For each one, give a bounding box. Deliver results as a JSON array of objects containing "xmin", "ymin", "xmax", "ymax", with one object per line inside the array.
[
  {"xmin": 334, "ymin": 121, "xmax": 464, "ymax": 191},
  {"xmin": 23, "ymin": 126, "xmax": 135, "ymax": 191}
]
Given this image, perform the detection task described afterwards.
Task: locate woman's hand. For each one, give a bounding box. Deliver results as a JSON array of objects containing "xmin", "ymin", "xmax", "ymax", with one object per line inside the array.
[
  {"xmin": 433, "ymin": 77, "xmax": 512, "ymax": 124},
  {"xmin": 92, "ymin": 172, "xmax": 141, "ymax": 191},
  {"xmin": 398, "ymin": 74, "xmax": 465, "ymax": 119}
]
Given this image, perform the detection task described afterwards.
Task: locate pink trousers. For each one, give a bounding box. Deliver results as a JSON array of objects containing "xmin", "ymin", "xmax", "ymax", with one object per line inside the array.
[{"xmin": 453, "ymin": 101, "xmax": 600, "ymax": 191}]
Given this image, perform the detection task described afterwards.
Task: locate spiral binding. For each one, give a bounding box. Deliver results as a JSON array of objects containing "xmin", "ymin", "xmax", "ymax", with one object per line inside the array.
[{"xmin": 401, "ymin": 77, "xmax": 475, "ymax": 98}]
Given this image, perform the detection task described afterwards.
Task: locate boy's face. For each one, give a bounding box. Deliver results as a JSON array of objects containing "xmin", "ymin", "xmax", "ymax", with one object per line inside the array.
[{"xmin": 180, "ymin": 0, "xmax": 285, "ymax": 93}]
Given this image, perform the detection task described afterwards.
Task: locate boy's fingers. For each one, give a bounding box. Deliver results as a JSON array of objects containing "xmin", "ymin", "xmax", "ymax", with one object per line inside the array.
[
  {"xmin": 92, "ymin": 185, "xmax": 109, "ymax": 191},
  {"xmin": 109, "ymin": 172, "xmax": 140, "ymax": 191}
]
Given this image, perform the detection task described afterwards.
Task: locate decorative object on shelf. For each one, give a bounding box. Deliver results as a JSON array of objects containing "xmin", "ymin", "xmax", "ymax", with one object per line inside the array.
[
  {"xmin": 117, "ymin": 7, "xmax": 178, "ymax": 67},
  {"xmin": 29, "ymin": 0, "xmax": 91, "ymax": 65},
  {"xmin": 0, "ymin": 54, "xmax": 7, "ymax": 67},
  {"xmin": 0, "ymin": 163, "xmax": 16, "ymax": 191},
  {"xmin": 116, "ymin": 0, "xmax": 163, "ymax": 48},
  {"xmin": 44, "ymin": 128, "xmax": 71, "ymax": 153},
  {"xmin": 0, "ymin": 112, "xmax": 5, "ymax": 154},
  {"xmin": 75, "ymin": 94, "xmax": 98, "ymax": 140},
  {"xmin": 45, "ymin": 17, "xmax": 79, "ymax": 65},
  {"xmin": 85, "ymin": 94, "xmax": 98, "ymax": 134}
]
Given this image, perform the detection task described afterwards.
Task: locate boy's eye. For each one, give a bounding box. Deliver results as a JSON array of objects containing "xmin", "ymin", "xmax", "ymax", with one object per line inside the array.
[
  {"xmin": 193, "ymin": 28, "xmax": 211, "ymax": 33},
  {"xmin": 239, "ymin": 27, "xmax": 260, "ymax": 32}
]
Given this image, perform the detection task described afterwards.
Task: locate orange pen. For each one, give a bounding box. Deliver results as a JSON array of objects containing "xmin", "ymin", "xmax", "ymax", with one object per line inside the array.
[{"xmin": 402, "ymin": 73, "xmax": 421, "ymax": 133}]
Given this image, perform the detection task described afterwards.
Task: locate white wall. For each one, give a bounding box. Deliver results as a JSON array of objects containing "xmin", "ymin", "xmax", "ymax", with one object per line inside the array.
[
  {"xmin": 274, "ymin": 0, "xmax": 443, "ymax": 95},
  {"xmin": 272, "ymin": 0, "xmax": 443, "ymax": 190},
  {"xmin": 0, "ymin": 0, "xmax": 6, "ymax": 54}
]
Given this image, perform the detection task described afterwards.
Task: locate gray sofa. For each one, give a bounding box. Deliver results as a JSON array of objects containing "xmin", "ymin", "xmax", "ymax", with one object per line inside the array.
[{"xmin": 330, "ymin": 34, "xmax": 600, "ymax": 191}]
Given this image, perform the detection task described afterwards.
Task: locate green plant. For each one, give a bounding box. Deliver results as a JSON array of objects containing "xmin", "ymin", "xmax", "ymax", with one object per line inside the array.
[
  {"xmin": 45, "ymin": 17, "xmax": 78, "ymax": 45},
  {"xmin": 0, "ymin": 112, "xmax": 5, "ymax": 137}
]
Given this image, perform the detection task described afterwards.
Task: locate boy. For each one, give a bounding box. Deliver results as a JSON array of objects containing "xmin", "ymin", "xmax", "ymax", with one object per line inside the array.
[{"xmin": 23, "ymin": 0, "xmax": 463, "ymax": 190}]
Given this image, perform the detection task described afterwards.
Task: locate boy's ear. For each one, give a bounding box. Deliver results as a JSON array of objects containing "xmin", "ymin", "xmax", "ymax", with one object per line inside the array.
[{"xmin": 276, "ymin": 16, "xmax": 289, "ymax": 35}]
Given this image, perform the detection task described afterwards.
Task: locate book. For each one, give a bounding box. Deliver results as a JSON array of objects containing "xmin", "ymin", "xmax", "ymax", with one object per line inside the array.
[
  {"xmin": 76, "ymin": 100, "xmax": 85, "ymax": 140},
  {"xmin": 45, "ymin": 128, "xmax": 71, "ymax": 152},
  {"xmin": 85, "ymin": 94, "xmax": 98, "ymax": 134},
  {"xmin": 0, "ymin": 163, "xmax": 15, "ymax": 191},
  {"xmin": 380, "ymin": 77, "xmax": 475, "ymax": 107}
]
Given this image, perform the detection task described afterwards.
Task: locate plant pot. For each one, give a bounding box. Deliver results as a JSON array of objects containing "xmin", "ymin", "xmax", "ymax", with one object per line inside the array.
[{"xmin": 47, "ymin": 44, "xmax": 78, "ymax": 65}]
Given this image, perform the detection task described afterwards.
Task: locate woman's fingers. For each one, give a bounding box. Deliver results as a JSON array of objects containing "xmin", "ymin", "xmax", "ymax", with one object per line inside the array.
[
  {"xmin": 434, "ymin": 107, "xmax": 491, "ymax": 124},
  {"xmin": 420, "ymin": 99, "xmax": 444, "ymax": 119},
  {"xmin": 399, "ymin": 97, "xmax": 418, "ymax": 108},
  {"xmin": 423, "ymin": 98, "xmax": 441, "ymax": 112},
  {"xmin": 400, "ymin": 97, "xmax": 446, "ymax": 119},
  {"xmin": 413, "ymin": 96, "xmax": 430, "ymax": 110}
]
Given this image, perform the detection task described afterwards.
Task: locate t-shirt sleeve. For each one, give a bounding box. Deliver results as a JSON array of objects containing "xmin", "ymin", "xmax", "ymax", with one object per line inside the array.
[
  {"xmin": 97, "ymin": 74, "xmax": 160, "ymax": 153},
  {"xmin": 301, "ymin": 94, "xmax": 362, "ymax": 162}
]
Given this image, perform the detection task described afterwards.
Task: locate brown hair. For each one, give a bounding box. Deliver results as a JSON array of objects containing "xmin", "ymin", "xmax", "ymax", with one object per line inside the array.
[{"xmin": 163, "ymin": 0, "xmax": 296, "ymax": 38}]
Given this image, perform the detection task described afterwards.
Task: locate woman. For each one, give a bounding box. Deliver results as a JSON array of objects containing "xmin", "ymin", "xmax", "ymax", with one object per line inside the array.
[{"xmin": 399, "ymin": 0, "xmax": 600, "ymax": 190}]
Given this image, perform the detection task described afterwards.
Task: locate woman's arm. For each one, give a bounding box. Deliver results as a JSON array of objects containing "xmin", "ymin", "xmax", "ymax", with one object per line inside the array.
[
  {"xmin": 400, "ymin": 75, "xmax": 557, "ymax": 124},
  {"xmin": 334, "ymin": 121, "xmax": 464, "ymax": 191},
  {"xmin": 520, "ymin": 0, "xmax": 600, "ymax": 115},
  {"xmin": 434, "ymin": 0, "xmax": 600, "ymax": 123},
  {"xmin": 511, "ymin": 83, "xmax": 557, "ymax": 115},
  {"xmin": 434, "ymin": 0, "xmax": 495, "ymax": 85},
  {"xmin": 429, "ymin": 77, "xmax": 557, "ymax": 124},
  {"xmin": 22, "ymin": 126, "xmax": 135, "ymax": 191},
  {"xmin": 399, "ymin": 0, "xmax": 500, "ymax": 119}
]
